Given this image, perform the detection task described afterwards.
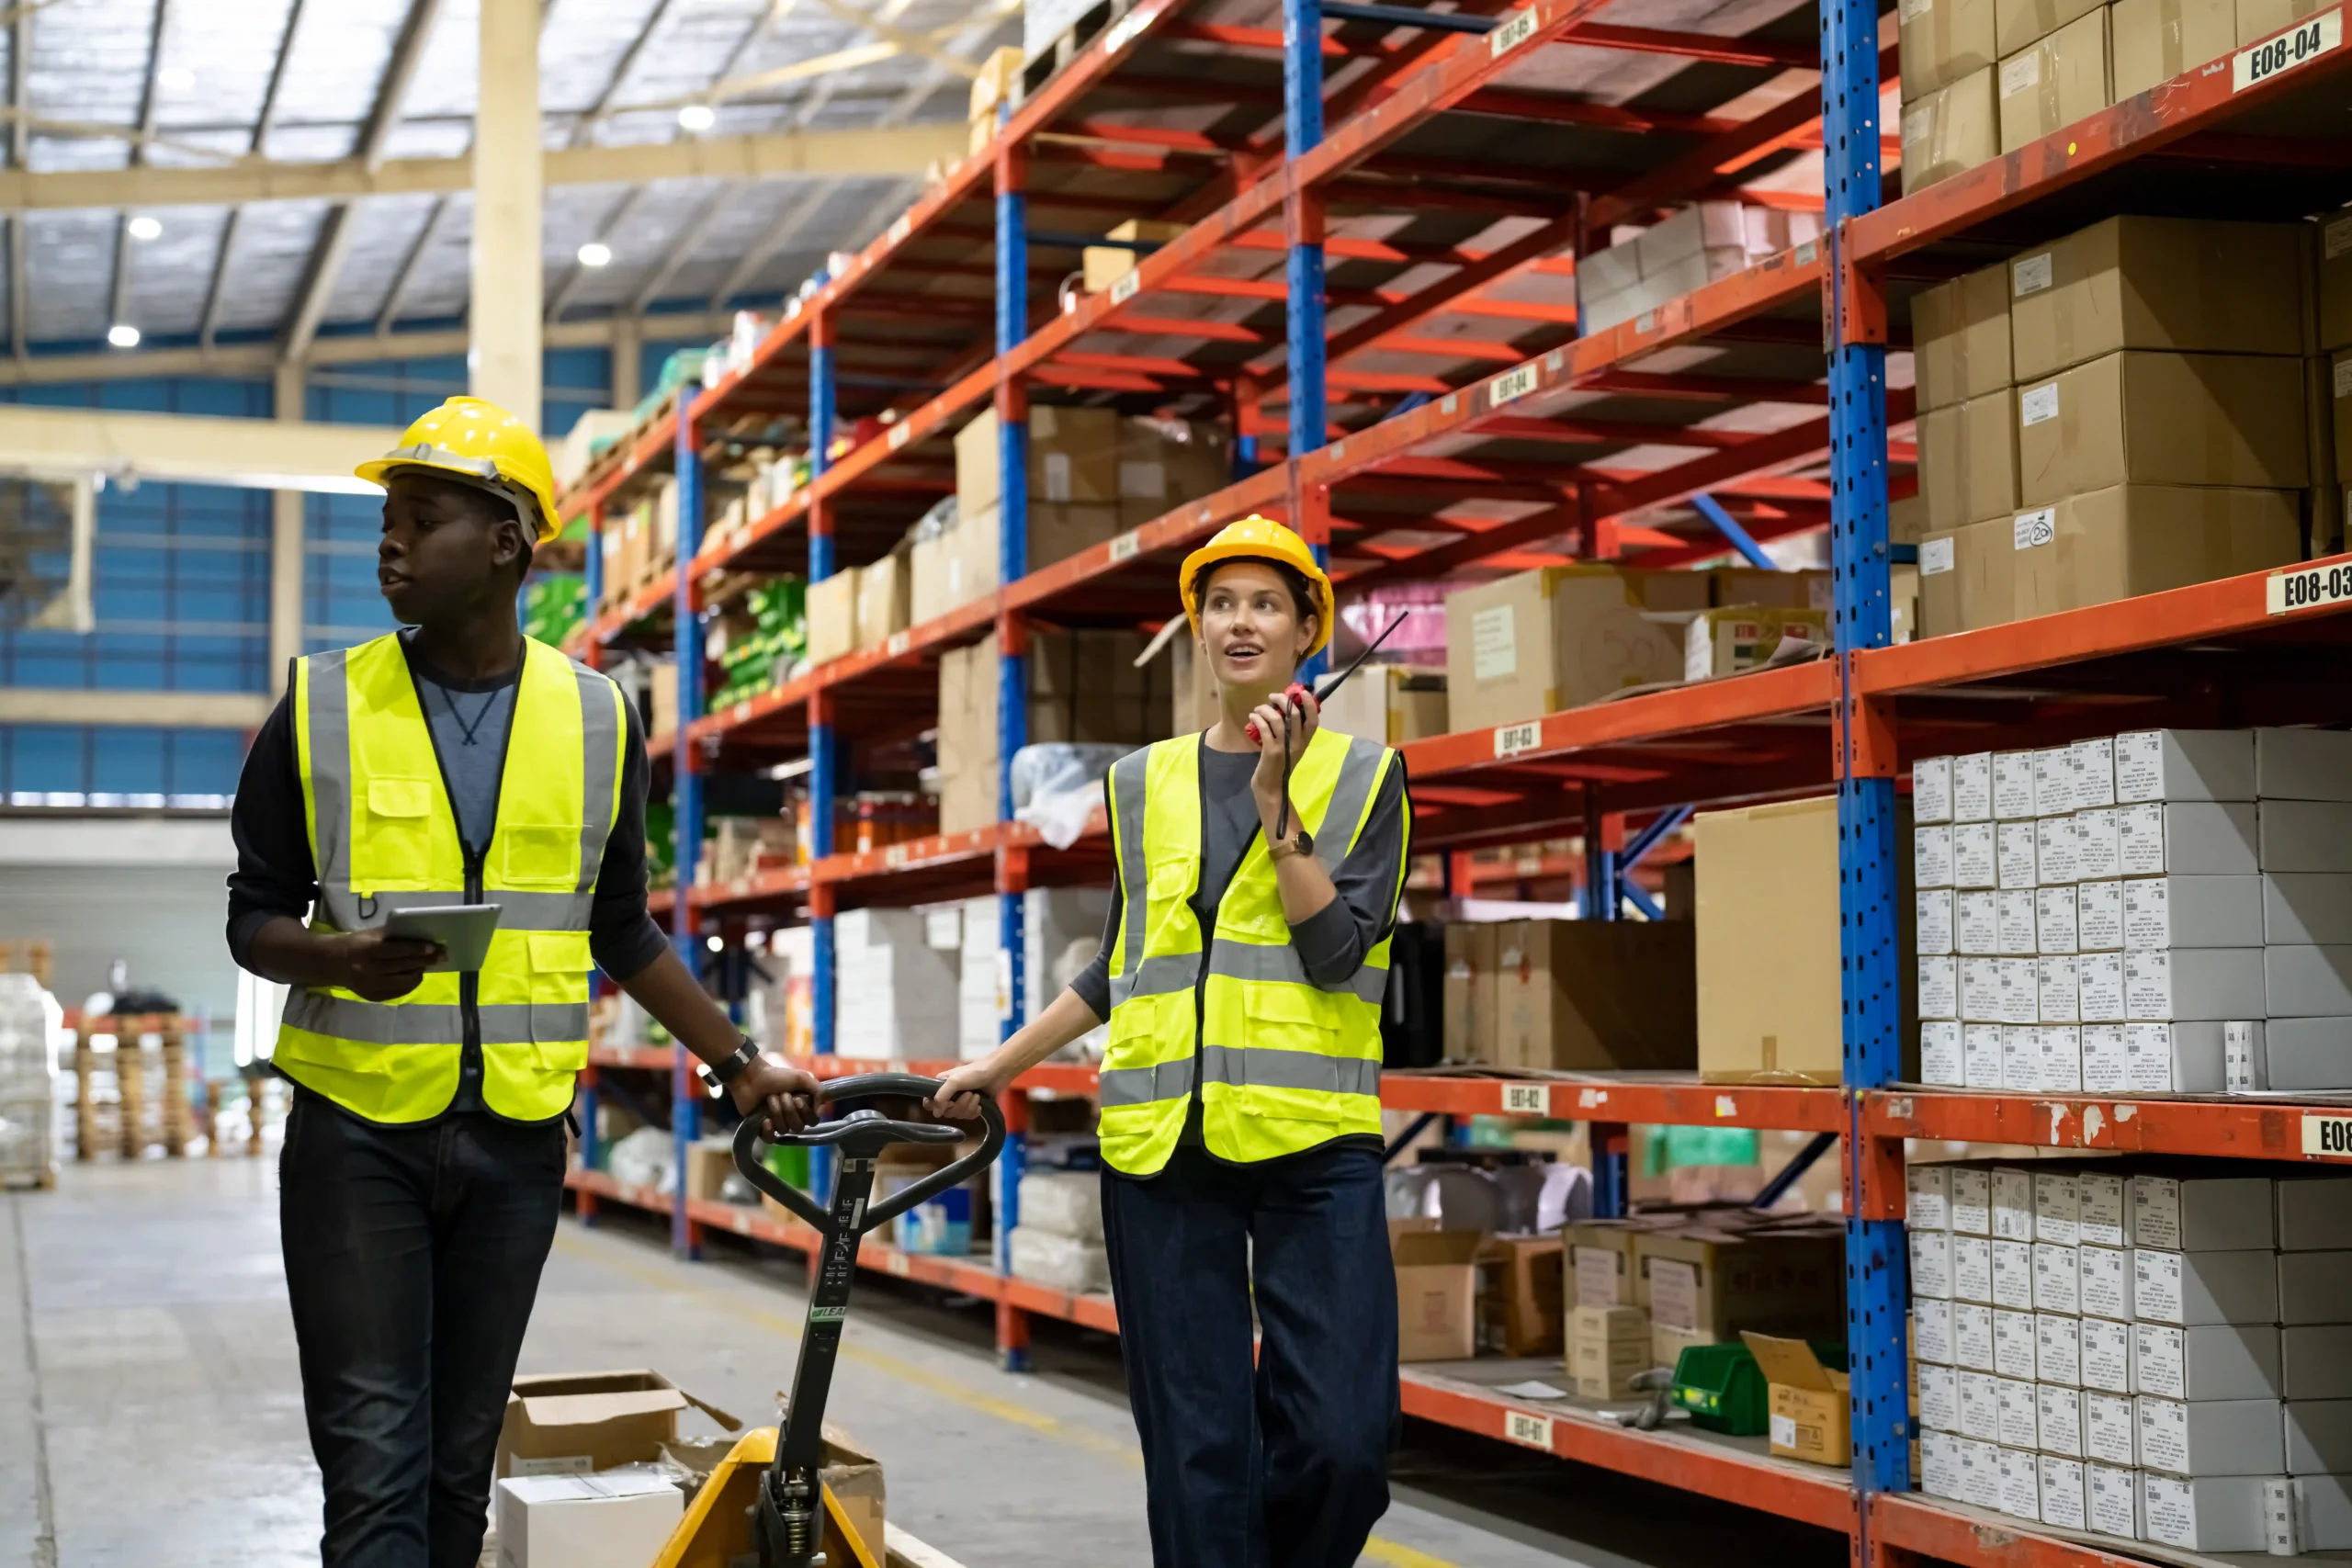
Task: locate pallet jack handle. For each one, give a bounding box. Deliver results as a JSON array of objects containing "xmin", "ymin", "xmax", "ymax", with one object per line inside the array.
[{"xmin": 729, "ymin": 1076, "xmax": 1007, "ymax": 1568}]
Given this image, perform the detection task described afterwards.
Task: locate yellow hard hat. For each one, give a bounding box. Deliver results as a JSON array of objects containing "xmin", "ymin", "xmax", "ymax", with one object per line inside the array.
[
  {"xmin": 1178, "ymin": 515, "xmax": 1335, "ymax": 658},
  {"xmin": 355, "ymin": 396, "xmax": 561, "ymax": 545}
]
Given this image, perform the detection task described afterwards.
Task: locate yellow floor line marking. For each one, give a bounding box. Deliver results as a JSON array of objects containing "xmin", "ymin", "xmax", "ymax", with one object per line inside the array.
[{"xmin": 553, "ymin": 1224, "xmax": 1466, "ymax": 1568}]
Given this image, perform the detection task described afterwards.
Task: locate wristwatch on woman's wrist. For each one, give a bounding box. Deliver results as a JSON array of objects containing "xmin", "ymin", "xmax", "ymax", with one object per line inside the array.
[
  {"xmin": 1268, "ymin": 829, "xmax": 1314, "ymax": 862},
  {"xmin": 696, "ymin": 1035, "xmax": 763, "ymax": 1095}
]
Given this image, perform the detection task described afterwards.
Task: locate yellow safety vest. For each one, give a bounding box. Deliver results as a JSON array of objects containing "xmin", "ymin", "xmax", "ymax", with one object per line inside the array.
[
  {"xmin": 274, "ymin": 633, "xmax": 626, "ymax": 1124},
  {"xmin": 1099, "ymin": 727, "xmax": 1404, "ymax": 1176}
]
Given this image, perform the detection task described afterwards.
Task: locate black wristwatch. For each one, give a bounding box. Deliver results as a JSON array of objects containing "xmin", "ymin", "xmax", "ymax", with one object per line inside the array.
[{"xmin": 697, "ymin": 1036, "xmax": 762, "ymax": 1095}]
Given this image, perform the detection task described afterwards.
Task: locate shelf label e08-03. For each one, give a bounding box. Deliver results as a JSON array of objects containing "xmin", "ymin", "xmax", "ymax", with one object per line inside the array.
[
  {"xmin": 2301, "ymin": 1112, "xmax": 2352, "ymax": 1158},
  {"xmin": 2235, "ymin": 9, "xmax": 2340, "ymax": 89},
  {"xmin": 2266, "ymin": 559, "xmax": 2352, "ymax": 615}
]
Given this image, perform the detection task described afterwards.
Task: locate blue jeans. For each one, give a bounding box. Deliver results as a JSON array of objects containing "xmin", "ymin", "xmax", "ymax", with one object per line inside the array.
[
  {"xmin": 278, "ymin": 1093, "xmax": 566, "ymax": 1568},
  {"xmin": 1101, "ymin": 1141, "xmax": 1399, "ymax": 1568}
]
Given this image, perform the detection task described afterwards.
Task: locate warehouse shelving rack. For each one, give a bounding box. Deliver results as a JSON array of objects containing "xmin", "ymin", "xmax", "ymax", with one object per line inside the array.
[{"xmin": 554, "ymin": 0, "xmax": 2352, "ymax": 1561}]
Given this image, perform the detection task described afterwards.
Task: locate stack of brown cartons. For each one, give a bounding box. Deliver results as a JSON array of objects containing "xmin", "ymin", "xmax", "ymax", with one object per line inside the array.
[
  {"xmin": 934, "ymin": 629, "xmax": 1168, "ymax": 834},
  {"xmin": 1489, "ymin": 919, "xmax": 1698, "ymax": 1071},
  {"xmin": 1117, "ymin": 415, "xmax": 1232, "ymax": 529},
  {"xmin": 854, "ymin": 548, "xmax": 910, "ymax": 653},
  {"xmin": 1442, "ymin": 922, "xmax": 1498, "ymax": 1064},
  {"xmin": 1084, "ymin": 220, "xmax": 1190, "ymax": 298},
  {"xmin": 1919, "ymin": 217, "xmax": 2308, "ymax": 635},
  {"xmin": 1993, "ymin": 0, "xmax": 2111, "ymax": 156},
  {"xmin": 2322, "ymin": 213, "xmax": 2352, "ymax": 558},
  {"xmin": 967, "ymin": 45, "xmax": 1021, "ymax": 153},
  {"xmin": 1317, "ymin": 664, "xmax": 1449, "ymax": 747},
  {"xmin": 1915, "ymin": 264, "xmax": 2018, "ymax": 620},
  {"xmin": 1566, "ymin": 1219, "xmax": 1655, "ymax": 1397},
  {"xmin": 1633, "ymin": 1215, "xmax": 1848, "ymax": 1371},
  {"xmin": 1897, "ymin": 0, "xmax": 1999, "ymax": 192},
  {"xmin": 952, "ymin": 407, "xmax": 1123, "ymax": 592}
]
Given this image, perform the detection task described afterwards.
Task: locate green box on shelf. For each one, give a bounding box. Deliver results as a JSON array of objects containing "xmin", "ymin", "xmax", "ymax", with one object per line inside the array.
[{"xmin": 1668, "ymin": 1343, "xmax": 1768, "ymax": 1436}]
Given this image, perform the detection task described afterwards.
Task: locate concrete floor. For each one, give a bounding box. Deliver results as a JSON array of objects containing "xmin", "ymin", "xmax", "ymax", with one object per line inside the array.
[{"xmin": 0, "ymin": 1159, "xmax": 1848, "ymax": 1568}]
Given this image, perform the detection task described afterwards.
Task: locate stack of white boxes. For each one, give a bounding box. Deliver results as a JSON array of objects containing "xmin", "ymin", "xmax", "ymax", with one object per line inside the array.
[
  {"xmin": 955, "ymin": 889, "xmax": 1113, "ymax": 1062},
  {"xmin": 2253, "ymin": 730, "xmax": 2352, "ymax": 1091},
  {"xmin": 1006, "ymin": 1168, "xmax": 1111, "ymax": 1293},
  {"xmin": 1573, "ymin": 202, "xmax": 1825, "ymax": 335},
  {"xmin": 0, "ymin": 975, "xmax": 57, "ymax": 1184},
  {"xmin": 1915, "ymin": 729, "xmax": 2270, "ymax": 1092},
  {"xmin": 835, "ymin": 907, "xmax": 961, "ymax": 1059},
  {"xmin": 1914, "ymin": 1160, "xmax": 2352, "ymax": 1551}
]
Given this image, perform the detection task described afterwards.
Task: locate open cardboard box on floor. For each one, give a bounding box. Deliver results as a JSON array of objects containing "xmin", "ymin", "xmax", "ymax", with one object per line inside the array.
[{"xmin": 497, "ymin": 1369, "xmax": 743, "ymax": 1480}]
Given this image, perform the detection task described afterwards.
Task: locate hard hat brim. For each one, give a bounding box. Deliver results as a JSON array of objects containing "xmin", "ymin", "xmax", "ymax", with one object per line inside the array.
[{"xmin": 356, "ymin": 455, "xmax": 557, "ymax": 545}]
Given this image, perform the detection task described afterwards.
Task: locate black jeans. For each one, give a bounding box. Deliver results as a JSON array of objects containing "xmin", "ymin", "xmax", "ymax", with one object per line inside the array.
[
  {"xmin": 279, "ymin": 1092, "xmax": 566, "ymax": 1568},
  {"xmin": 1101, "ymin": 1140, "xmax": 1399, "ymax": 1568}
]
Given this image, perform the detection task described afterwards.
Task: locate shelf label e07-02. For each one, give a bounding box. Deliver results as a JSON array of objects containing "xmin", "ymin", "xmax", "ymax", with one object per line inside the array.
[
  {"xmin": 1499, "ymin": 1082, "xmax": 1549, "ymax": 1115},
  {"xmin": 1494, "ymin": 720, "xmax": 1541, "ymax": 759},
  {"xmin": 1489, "ymin": 6, "xmax": 1540, "ymax": 57},
  {"xmin": 2301, "ymin": 1112, "xmax": 2352, "ymax": 1158},
  {"xmin": 1503, "ymin": 1410, "xmax": 1554, "ymax": 1450},
  {"xmin": 2235, "ymin": 9, "xmax": 2340, "ymax": 89},
  {"xmin": 2266, "ymin": 559, "xmax": 2352, "ymax": 615}
]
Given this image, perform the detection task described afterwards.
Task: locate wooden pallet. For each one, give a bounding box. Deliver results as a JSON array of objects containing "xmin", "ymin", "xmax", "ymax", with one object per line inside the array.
[
  {"xmin": 1017, "ymin": 0, "xmax": 1137, "ymax": 100},
  {"xmin": 72, "ymin": 1015, "xmax": 190, "ymax": 1160}
]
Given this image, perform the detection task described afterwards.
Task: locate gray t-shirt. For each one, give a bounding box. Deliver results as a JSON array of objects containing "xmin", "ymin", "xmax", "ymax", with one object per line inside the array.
[{"xmin": 413, "ymin": 670, "xmax": 516, "ymax": 856}]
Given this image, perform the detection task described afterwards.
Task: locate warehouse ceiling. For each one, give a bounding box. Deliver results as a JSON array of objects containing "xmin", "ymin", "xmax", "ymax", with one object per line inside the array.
[{"xmin": 11, "ymin": 0, "xmax": 1018, "ymax": 357}]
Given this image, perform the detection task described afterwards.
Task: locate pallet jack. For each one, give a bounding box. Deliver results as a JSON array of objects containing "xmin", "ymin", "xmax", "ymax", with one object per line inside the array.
[{"xmin": 653, "ymin": 1073, "xmax": 1005, "ymax": 1568}]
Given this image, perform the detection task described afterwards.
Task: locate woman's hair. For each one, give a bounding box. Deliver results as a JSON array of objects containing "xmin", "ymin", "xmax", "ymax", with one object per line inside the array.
[{"xmin": 1192, "ymin": 555, "xmax": 1320, "ymax": 634}]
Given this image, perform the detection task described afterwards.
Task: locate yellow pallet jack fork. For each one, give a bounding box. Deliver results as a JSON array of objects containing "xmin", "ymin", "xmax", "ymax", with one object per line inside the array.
[{"xmin": 653, "ymin": 1073, "xmax": 1005, "ymax": 1568}]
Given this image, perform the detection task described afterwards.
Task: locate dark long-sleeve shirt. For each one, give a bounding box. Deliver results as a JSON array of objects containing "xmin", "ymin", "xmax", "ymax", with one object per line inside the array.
[
  {"xmin": 1069, "ymin": 740, "xmax": 1411, "ymax": 1153},
  {"xmin": 226, "ymin": 635, "xmax": 671, "ymax": 988}
]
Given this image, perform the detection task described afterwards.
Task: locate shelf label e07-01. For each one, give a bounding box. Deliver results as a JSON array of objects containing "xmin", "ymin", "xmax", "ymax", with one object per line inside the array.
[
  {"xmin": 2235, "ymin": 9, "xmax": 2340, "ymax": 89},
  {"xmin": 1494, "ymin": 720, "xmax": 1541, "ymax": 759},
  {"xmin": 1489, "ymin": 6, "xmax": 1540, "ymax": 57},
  {"xmin": 2267, "ymin": 560, "xmax": 2352, "ymax": 615},
  {"xmin": 2301, "ymin": 1112, "xmax": 2352, "ymax": 1158},
  {"xmin": 1503, "ymin": 1410, "xmax": 1554, "ymax": 1450}
]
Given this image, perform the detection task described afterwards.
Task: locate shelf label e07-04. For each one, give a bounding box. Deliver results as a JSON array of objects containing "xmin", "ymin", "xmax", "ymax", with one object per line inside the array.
[
  {"xmin": 2235, "ymin": 9, "xmax": 2340, "ymax": 89},
  {"xmin": 2266, "ymin": 559, "xmax": 2352, "ymax": 615}
]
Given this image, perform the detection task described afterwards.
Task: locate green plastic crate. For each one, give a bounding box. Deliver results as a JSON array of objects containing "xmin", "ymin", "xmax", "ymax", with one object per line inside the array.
[{"xmin": 1668, "ymin": 1343, "xmax": 1769, "ymax": 1436}]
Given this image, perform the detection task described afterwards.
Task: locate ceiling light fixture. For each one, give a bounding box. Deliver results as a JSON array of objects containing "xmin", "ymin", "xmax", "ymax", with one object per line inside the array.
[
  {"xmin": 127, "ymin": 216, "xmax": 162, "ymax": 241},
  {"xmin": 677, "ymin": 103, "xmax": 717, "ymax": 132},
  {"xmin": 576, "ymin": 241, "xmax": 613, "ymax": 267},
  {"xmin": 158, "ymin": 66, "xmax": 196, "ymax": 91},
  {"xmin": 107, "ymin": 323, "xmax": 141, "ymax": 349}
]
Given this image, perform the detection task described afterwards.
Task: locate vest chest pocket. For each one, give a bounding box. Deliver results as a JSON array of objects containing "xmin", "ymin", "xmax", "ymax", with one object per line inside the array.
[
  {"xmin": 500, "ymin": 821, "xmax": 584, "ymax": 891},
  {"xmin": 1145, "ymin": 855, "xmax": 1199, "ymax": 944},
  {"xmin": 525, "ymin": 930, "xmax": 592, "ymax": 1065},
  {"xmin": 363, "ymin": 777, "xmax": 436, "ymax": 877}
]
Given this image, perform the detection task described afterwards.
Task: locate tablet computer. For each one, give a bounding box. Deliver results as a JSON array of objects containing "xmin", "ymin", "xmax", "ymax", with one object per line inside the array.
[{"xmin": 383, "ymin": 903, "xmax": 502, "ymax": 974}]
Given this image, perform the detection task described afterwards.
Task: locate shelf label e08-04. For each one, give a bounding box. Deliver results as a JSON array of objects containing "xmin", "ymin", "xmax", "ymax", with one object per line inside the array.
[{"xmin": 2235, "ymin": 9, "xmax": 2340, "ymax": 89}]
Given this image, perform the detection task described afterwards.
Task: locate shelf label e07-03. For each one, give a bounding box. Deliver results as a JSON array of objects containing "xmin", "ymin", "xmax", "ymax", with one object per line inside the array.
[
  {"xmin": 2266, "ymin": 559, "xmax": 2352, "ymax": 615},
  {"xmin": 2235, "ymin": 9, "xmax": 2340, "ymax": 89},
  {"xmin": 2301, "ymin": 1112, "xmax": 2352, "ymax": 1158},
  {"xmin": 1494, "ymin": 720, "xmax": 1541, "ymax": 758},
  {"xmin": 1489, "ymin": 6, "xmax": 1540, "ymax": 57},
  {"xmin": 1503, "ymin": 1410, "xmax": 1554, "ymax": 1450}
]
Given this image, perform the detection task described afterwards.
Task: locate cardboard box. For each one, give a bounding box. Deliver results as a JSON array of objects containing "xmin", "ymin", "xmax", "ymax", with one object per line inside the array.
[
  {"xmin": 683, "ymin": 1139, "xmax": 737, "ymax": 1203},
  {"xmin": 935, "ymin": 629, "xmax": 1164, "ymax": 835},
  {"xmin": 954, "ymin": 405, "xmax": 1121, "ymax": 522},
  {"xmin": 2116, "ymin": 728, "xmax": 2255, "ymax": 803},
  {"xmin": 2133, "ymin": 1322, "xmax": 2283, "ymax": 1400},
  {"xmin": 1493, "ymin": 919, "xmax": 1697, "ymax": 1071},
  {"xmin": 2141, "ymin": 1472, "xmax": 2272, "ymax": 1549},
  {"xmin": 1634, "ymin": 1223, "xmax": 1846, "ymax": 1341},
  {"xmin": 2111, "ymin": 0, "xmax": 2237, "ymax": 95},
  {"xmin": 854, "ymin": 550, "xmax": 910, "ymax": 652},
  {"xmin": 1442, "ymin": 566, "xmax": 1703, "ymax": 731},
  {"xmin": 1083, "ymin": 219, "xmax": 1188, "ymax": 297},
  {"xmin": 808, "ymin": 568, "xmax": 860, "ymax": 668},
  {"xmin": 2263, "ymin": 801, "xmax": 2352, "ymax": 873},
  {"xmin": 2268, "ymin": 946, "xmax": 2352, "ymax": 1017},
  {"xmin": 494, "ymin": 1472, "xmax": 683, "ymax": 1568},
  {"xmin": 2017, "ymin": 351, "xmax": 2309, "ymax": 506},
  {"xmin": 1918, "ymin": 516, "xmax": 2017, "ymax": 636},
  {"xmin": 2134, "ymin": 1247, "xmax": 2280, "ymax": 1325},
  {"xmin": 2281, "ymin": 1177, "xmax": 2352, "ymax": 1254},
  {"xmin": 1318, "ymin": 663, "xmax": 1448, "ymax": 746},
  {"xmin": 1442, "ymin": 921, "xmax": 1499, "ymax": 1065},
  {"xmin": 2324, "ymin": 214, "xmax": 2352, "ymax": 353},
  {"xmin": 496, "ymin": 1370, "xmax": 741, "ymax": 1480},
  {"xmin": 2086, "ymin": 1391, "xmax": 2136, "ymax": 1462},
  {"xmin": 2279, "ymin": 1251, "xmax": 2352, "ymax": 1325},
  {"xmin": 2008, "ymin": 217, "xmax": 2307, "ymax": 383},
  {"xmin": 1997, "ymin": 0, "xmax": 2104, "ymax": 54},
  {"xmin": 2263, "ymin": 1018, "xmax": 2352, "ymax": 1089},
  {"xmin": 1921, "ymin": 389, "xmax": 2022, "ymax": 531},
  {"xmin": 2258, "ymin": 728, "xmax": 2352, "ymax": 802},
  {"xmin": 2238, "ymin": 0, "xmax": 2335, "ymax": 41},
  {"xmin": 1904, "ymin": 0, "xmax": 2003, "ymax": 97},
  {"xmin": 2040, "ymin": 1453, "xmax": 2087, "ymax": 1529},
  {"xmin": 908, "ymin": 531, "xmax": 957, "ymax": 626},
  {"xmin": 2295, "ymin": 1472, "xmax": 2352, "ymax": 1549},
  {"xmin": 2286, "ymin": 1402, "xmax": 2352, "ymax": 1473},
  {"xmin": 1393, "ymin": 1224, "xmax": 1483, "ymax": 1361},
  {"xmin": 1168, "ymin": 633, "xmax": 1217, "ymax": 735},
  {"xmin": 1901, "ymin": 67, "xmax": 2000, "ymax": 193},
  {"xmin": 1698, "ymin": 794, "xmax": 1917, "ymax": 1083},
  {"xmin": 1568, "ymin": 1303, "xmax": 1651, "ymax": 1399},
  {"xmin": 2117, "ymin": 799, "xmax": 2259, "ymax": 875},
  {"xmin": 2137, "ymin": 1395, "xmax": 2287, "ymax": 1477},
  {"xmin": 1744, "ymin": 1333, "xmax": 1851, "ymax": 1466},
  {"xmin": 1997, "ymin": 8, "xmax": 2111, "ymax": 153},
  {"xmin": 2124, "ymin": 876, "xmax": 2263, "ymax": 949},
  {"xmin": 1915, "ymin": 263, "xmax": 2014, "ymax": 411},
  {"xmin": 2123, "ymin": 946, "xmax": 2267, "ymax": 1020},
  {"xmin": 2288, "ymin": 1326, "xmax": 2352, "ymax": 1398},
  {"xmin": 1476, "ymin": 1235, "xmax": 1564, "ymax": 1357},
  {"xmin": 955, "ymin": 498, "xmax": 1124, "ymax": 590},
  {"xmin": 1117, "ymin": 414, "xmax": 1232, "ymax": 529},
  {"xmin": 1566, "ymin": 1219, "xmax": 1652, "ymax": 1308}
]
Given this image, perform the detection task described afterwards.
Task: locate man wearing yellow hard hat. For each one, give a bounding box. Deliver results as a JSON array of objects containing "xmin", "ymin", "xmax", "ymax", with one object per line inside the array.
[
  {"xmin": 934, "ymin": 516, "xmax": 1413, "ymax": 1566},
  {"xmin": 224, "ymin": 397, "xmax": 820, "ymax": 1568}
]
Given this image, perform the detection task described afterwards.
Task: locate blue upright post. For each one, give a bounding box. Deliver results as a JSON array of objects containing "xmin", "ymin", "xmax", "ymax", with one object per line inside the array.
[
  {"xmin": 582, "ymin": 502, "xmax": 604, "ymax": 616},
  {"xmin": 1821, "ymin": 0, "xmax": 1910, "ymax": 1512},
  {"xmin": 670, "ymin": 387, "xmax": 705, "ymax": 1259},
  {"xmin": 994, "ymin": 152, "xmax": 1033, "ymax": 1370},
  {"xmin": 1283, "ymin": 0, "xmax": 1330, "ymax": 686},
  {"xmin": 808, "ymin": 310, "xmax": 840, "ymax": 1206}
]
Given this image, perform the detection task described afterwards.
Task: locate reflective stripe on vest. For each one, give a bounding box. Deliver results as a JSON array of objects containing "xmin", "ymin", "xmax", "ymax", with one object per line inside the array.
[
  {"xmin": 1097, "ymin": 728, "xmax": 1403, "ymax": 1176},
  {"xmin": 276, "ymin": 634, "xmax": 623, "ymax": 1124}
]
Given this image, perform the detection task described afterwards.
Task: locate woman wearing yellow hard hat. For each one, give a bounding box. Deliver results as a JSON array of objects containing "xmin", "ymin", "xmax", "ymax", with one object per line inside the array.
[
  {"xmin": 229, "ymin": 395, "xmax": 819, "ymax": 1568},
  {"xmin": 934, "ymin": 515, "xmax": 1412, "ymax": 1567}
]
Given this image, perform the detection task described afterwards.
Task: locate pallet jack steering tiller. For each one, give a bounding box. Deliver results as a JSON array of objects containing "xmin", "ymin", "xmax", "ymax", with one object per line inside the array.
[{"xmin": 654, "ymin": 1073, "xmax": 1005, "ymax": 1568}]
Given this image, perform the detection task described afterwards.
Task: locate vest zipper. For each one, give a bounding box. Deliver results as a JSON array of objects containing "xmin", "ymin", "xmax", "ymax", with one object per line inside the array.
[{"xmin": 461, "ymin": 845, "xmax": 484, "ymax": 1097}]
